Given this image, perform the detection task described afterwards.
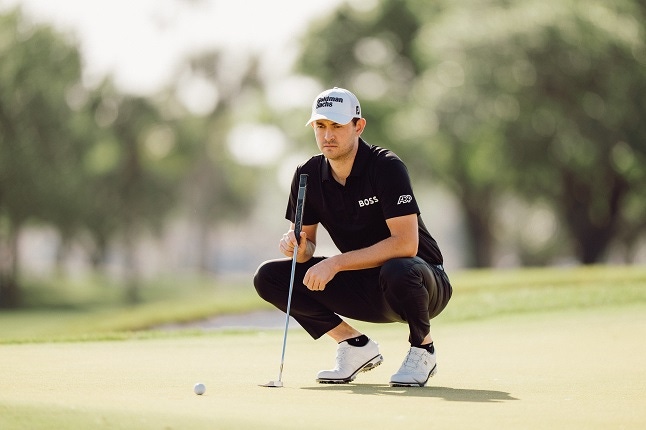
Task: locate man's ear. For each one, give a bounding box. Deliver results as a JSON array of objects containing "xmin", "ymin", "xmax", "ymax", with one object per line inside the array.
[{"xmin": 355, "ymin": 118, "xmax": 367, "ymax": 135}]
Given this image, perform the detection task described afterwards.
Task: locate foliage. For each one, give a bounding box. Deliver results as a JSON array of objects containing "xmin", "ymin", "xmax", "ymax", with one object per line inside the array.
[
  {"xmin": 0, "ymin": 9, "xmax": 262, "ymax": 307},
  {"xmin": 0, "ymin": 9, "xmax": 87, "ymax": 306},
  {"xmin": 168, "ymin": 51, "xmax": 263, "ymax": 272},
  {"xmin": 411, "ymin": 0, "xmax": 646, "ymax": 264},
  {"xmin": 298, "ymin": 0, "xmax": 422, "ymax": 146},
  {"xmin": 297, "ymin": 0, "xmax": 646, "ymax": 266}
]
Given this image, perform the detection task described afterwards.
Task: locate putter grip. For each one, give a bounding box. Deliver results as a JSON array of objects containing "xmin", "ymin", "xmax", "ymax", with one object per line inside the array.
[{"xmin": 294, "ymin": 174, "xmax": 308, "ymax": 246}]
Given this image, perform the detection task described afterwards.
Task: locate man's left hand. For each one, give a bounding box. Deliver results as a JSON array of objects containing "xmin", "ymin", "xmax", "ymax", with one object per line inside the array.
[{"xmin": 303, "ymin": 258, "xmax": 338, "ymax": 291}]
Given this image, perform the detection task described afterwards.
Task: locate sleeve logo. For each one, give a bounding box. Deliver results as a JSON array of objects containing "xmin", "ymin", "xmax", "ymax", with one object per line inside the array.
[{"xmin": 397, "ymin": 195, "xmax": 413, "ymax": 205}]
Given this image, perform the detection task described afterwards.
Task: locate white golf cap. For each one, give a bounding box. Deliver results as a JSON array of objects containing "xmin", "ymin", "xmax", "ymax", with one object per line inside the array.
[{"xmin": 306, "ymin": 87, "xmax": 362, "ymax": 126}]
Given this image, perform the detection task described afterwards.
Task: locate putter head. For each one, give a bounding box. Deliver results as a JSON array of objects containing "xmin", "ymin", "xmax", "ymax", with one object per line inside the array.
[{"xmin": 260, "ymin": 380, "xmax": 283, "ymax": 388}]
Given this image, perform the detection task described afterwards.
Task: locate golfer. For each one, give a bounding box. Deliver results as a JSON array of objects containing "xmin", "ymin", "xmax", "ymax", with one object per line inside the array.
[{"xmin": 254, "ymin": 87, "xmax": 452, "ymax": 386}]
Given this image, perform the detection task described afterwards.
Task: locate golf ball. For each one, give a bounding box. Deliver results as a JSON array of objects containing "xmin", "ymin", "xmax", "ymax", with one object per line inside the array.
[{"xmin": 194, "ymin": 382, "xmax": 206, "ymax": 395}]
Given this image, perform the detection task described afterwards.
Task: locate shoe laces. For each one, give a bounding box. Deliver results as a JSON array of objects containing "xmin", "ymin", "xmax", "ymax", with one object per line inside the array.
[
  {"xmin": 400, "ymin": 348, "xmax": 427, "ymax": 371},
  {"xmin": 334, "ymin": 346, "xmax": 350, "ymax": 370}
]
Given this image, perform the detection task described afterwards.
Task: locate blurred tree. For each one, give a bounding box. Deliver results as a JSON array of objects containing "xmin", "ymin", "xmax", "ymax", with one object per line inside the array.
[
  {"xmin": 0, "ymin": 9, "xmax": 88, "ymax": 307},
  {"xmin": 298, "ymin": 0, "xmax": 422, "ymax": 140},
  {"xmin": 0, "ymin": 8, "xmax": 268, "ymax": 307},
  {"xmin": 168, "ymin": 51, "xmax": 262, "ymax": 273},
  {"xmin": 411, "ymin": 0, "xmax": 646, "ymax": 264},
  {"xmin": 297, "ymin": 0, "xmax": 500, "ymax": 266},
  {"xmin": 0, "ymin": 9, "xmax": 187, "ymax": 305},
  {"xmin": 297, "ymin": 0, "xmax": 646, "ymax": 266},
  {"xmin": 84, "ymin": 92, "xmax": 179, "ymax": 303}
]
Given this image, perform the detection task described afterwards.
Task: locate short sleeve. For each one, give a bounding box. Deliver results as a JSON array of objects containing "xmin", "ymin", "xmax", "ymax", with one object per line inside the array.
[{"xmin": 373, "ymin": 155, "xmax": 420, "ymax": 220}]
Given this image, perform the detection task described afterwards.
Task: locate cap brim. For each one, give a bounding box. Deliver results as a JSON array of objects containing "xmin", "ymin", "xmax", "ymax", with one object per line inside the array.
[{"xmin": 305, "ymin": 113, "xmax": 354, "ymax": 126}]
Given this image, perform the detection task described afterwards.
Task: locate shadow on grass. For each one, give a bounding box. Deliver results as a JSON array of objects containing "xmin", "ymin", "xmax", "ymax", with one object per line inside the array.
[{"xmin": 301, "ymin": 384, "xmax": 518, "ymax": 402}]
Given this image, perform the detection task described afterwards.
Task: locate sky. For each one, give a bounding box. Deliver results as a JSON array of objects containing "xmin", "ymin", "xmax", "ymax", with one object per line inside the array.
[{"xmin": 1, "ymin": 0, "xmax": 348, "ymax": 95}]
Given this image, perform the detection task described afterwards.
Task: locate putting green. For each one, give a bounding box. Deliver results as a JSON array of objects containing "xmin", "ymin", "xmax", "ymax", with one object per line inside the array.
[{"xmin": 1, "ymin": 304, "xmax": 644, "ymax": 429}]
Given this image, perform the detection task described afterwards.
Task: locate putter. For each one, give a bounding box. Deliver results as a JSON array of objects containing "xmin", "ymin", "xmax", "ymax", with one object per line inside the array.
[{"xmin": 261, "ymin": 174, "xmax": 308, "ymax": 388}]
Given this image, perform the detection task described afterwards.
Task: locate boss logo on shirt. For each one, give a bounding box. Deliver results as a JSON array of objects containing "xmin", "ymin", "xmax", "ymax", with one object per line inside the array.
[
  {"xmin": 358, "ymin": 196, "xmax": 379, "ymax": 207},
  {"xmin": 397, "ymin": 195, "xmax": 413, "ymax": 205}
]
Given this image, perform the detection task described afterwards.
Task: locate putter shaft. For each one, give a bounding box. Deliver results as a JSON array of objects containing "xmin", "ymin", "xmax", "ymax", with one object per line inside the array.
[
  {"xmin": 262, "ymin": 174, "xmax": 307, "ymax": 388},
  {"xmin": 276, "ymin": 242, "xmax": 298, "ymax": 383}
]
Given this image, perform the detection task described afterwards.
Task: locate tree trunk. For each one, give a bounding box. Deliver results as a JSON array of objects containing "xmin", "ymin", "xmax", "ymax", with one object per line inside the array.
[
  {"xmin": 196, "ymin": 214, "xmax": 219, "ymax": 274},
  {"xmin": 54, "ymin": 235, "xmax": 72, "ymax": 278},
  {"xmin": 0, "ymin": 223, "xmax": 21, "ymax": 308},
  {"xmin": 460, "ymin": 195, "xmax": 495, "ymax": 268},
  {"xmin": 561, "ymin": 171, "xmax": 628, "ymax": 264},
  {"xmin": 123, "ymin": 229, "xmax": 141, "ymax": 305}
]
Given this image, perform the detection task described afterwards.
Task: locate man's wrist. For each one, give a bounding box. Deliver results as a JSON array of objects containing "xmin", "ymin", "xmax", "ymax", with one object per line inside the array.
[{"xmin": 326, "ymin": 254, "xmax": 344, "ymax": 273}]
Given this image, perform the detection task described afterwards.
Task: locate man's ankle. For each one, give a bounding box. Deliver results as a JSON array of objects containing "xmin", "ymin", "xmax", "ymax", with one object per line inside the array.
[
  {"xmin": 413, "ymin": 342, "xmax": 435, "ymax": 354},
  {"xmin": 342, "ymin": 334, "xmax": 369, "ymax": 347}
]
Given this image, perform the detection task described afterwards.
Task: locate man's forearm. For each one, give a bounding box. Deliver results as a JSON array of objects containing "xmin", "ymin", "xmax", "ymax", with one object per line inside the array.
[{"xmin": 326, "ymin": 235, "xmax": 417, "ymax": 272}]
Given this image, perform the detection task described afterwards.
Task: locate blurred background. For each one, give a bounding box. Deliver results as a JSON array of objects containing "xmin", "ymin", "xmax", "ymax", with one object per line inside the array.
[{"xmin": 1, "ymin": 0, "xmax": 644, "ymax": 308}]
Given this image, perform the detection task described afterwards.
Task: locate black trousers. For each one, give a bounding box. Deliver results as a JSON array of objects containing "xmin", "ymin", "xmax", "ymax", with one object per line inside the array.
[{"xmin": 253, "ymin": 256, "xmax": 452, "ymax": 345}]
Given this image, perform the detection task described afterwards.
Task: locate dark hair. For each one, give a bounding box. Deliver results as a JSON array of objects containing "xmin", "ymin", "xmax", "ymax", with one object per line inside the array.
[{"xmin": 352, "ymin": 118, "xmax": 360, "ymax": 125}]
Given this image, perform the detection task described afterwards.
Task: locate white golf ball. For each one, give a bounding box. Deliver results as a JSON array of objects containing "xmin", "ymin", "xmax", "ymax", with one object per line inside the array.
[{"xmin": 194, "ymin": 382, "xmax": 206, "ymax": 395}]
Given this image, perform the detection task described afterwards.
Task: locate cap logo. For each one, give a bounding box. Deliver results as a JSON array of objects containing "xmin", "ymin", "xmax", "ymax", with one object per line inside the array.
[
  {"xmin": 306, "ymin": 87, "xmax": 361, "ymax": 126},
  {"xmin": 316, "ymin": 96, "xmax": 344, "ymax": 109}
]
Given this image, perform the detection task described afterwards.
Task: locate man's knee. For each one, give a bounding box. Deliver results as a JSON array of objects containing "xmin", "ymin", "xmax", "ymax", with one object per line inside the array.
[
  {"xmin": 380, "ymin": 258, "xmax": 408, "ymax": 281},
  {"xmin": 380, "ymin": 257, "xmax": 446, "ymax": 310},
  {"xmin": 253, "ymin": 260, "xmax": 281, "ymax": 301},
  {"xmin": 254, "ymin": 258, "xmax": 307, "ymax": 303},
  {"xmin": 379, "ymin": 257, "xmax": 427, "ymax": 297}
]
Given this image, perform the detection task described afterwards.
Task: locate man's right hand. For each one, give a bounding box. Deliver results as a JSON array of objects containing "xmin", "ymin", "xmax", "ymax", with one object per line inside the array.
[{"xmin": 279, "ymin": 230, "xmax": 307, "ymax": 258}]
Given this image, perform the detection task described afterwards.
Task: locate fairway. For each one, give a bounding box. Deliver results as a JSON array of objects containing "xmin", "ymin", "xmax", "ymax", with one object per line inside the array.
[{"xmin": 1, "ymin": 304, "xmax": 644, "ymax": 429}]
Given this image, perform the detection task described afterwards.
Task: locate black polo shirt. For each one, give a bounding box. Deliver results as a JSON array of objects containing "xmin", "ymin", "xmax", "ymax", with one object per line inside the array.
[{"xmin": 286, "ymin": 139, "xmax": 443, "ymax": 265}]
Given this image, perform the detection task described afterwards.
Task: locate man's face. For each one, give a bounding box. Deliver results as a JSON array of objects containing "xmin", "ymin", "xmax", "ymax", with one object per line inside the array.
[{"xmin": 311, "ymin": 119, "xmax": 365, "ymax": 162}]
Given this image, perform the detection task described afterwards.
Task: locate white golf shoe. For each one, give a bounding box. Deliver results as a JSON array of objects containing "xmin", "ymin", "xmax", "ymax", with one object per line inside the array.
[
  {"xmin": 317, "ymin": 339, "xmax": 383, "ymax": 384},
  {"xmin": 389, "ymin": 346, "xmax": 437, "ymax": 387}
]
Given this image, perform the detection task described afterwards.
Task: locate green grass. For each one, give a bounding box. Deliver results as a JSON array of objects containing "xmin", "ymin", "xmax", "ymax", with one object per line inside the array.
[
  {"xmin": 1, "ymin": 264, "xmax": 645, "ymax": 344},
  {"xmin": 0, "ymin": 274, "xmax": 271, "ymax": 343},
  {"xmin": 1, "ymin": 303, "xmax": 645, "ymax": 430},
  {"xmin": 1, "ymin": 265, "xmax": 645, "ymax": 429},
  {"xmin": 438, "ymin": 264, "xmax": 646, "ymax": 322}
]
